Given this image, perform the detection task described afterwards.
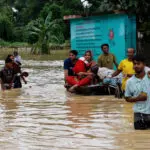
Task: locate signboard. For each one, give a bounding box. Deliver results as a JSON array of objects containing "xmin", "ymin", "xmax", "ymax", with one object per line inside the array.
[{"xmin": 71, "ymin": 14, "xmax": 136, "ymax": 64}]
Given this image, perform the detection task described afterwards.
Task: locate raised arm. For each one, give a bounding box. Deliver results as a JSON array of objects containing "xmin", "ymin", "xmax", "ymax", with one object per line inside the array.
[
  {"xmin": 112, "ymin": 69, "xmax": 122, "ymax": 77},
  {"xmin": 20, "ymin": 75, "xmax": 27, "ymax": 84},
  {"xmin": 112, "ymin": 60, "xmax": 122, "ymax": 77}
]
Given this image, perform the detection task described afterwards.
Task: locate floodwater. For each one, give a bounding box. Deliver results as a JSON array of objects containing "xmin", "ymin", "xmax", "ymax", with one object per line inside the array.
[{"xmin": 0, "ymin": 60, "xmax": 150, "ymax": 150}]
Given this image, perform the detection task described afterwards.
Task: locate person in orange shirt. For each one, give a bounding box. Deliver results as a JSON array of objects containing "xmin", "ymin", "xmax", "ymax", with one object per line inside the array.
[{"xmin": 112, "ymin": 48, "xmax": 135, "ymax": 92}]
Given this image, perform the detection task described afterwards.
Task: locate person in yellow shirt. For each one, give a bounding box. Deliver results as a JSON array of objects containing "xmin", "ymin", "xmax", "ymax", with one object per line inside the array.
[{"xmin": 112, "ymin": 48, "xmax": 135, "ymax": 92}]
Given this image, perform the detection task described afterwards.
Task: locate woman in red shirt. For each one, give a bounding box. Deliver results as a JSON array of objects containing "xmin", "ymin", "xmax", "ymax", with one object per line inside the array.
[{"xmin": 67, "ymin": 50, "xmax": 96, "ymax": 92}]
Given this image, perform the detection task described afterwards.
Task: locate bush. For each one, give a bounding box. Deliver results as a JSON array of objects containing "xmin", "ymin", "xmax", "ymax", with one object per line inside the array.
[
  {"xmin": 0, "ymin": 14, "xmax": 13, "ymax": 41},
  {"xmin": 40, "ymin": 3, "xmax": 62, "ymax": 20},
  {"xmin": 0, "ymin": 39, "xmax": 28, "ymax": 47},
  {"xmin": 25, "ymin": 19, "xmax": 39, "ymax": 44},
  {"xmin": 13, "ymin": 27, "xmax": 26, "ymax": 42}
]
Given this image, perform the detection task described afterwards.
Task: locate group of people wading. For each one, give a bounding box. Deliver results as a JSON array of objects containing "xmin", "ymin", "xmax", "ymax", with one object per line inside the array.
[
  {"xmin": 0, "ymin": 51, "xmax": 28, "ymax": 90},
  {"xmin": 64, "ymin": 43, "xmax": 150, "ymax": 130}
]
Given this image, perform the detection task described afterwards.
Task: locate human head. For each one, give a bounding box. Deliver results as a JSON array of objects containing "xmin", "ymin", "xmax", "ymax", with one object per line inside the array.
[
  {"xmin": 69, "ymin": 50, "xmax": 78, "ymax": 61},
  {"xmin": 101, "ymin": 44, "xmax": 109, "ymax": 54},
  {"xmin": 91, "ymin": 64, "xmax": 99, "ymax": 74},
  {"xmin": 13, "ymin": 51, "xmax": 18, "ymax": 56},
  {"xmin": 127, "ymin": 48, "xmax": 135, "ymax": 60},
  {"xmin": 84, "ymin": 50, "xmax": 93, "ymax": 62},
  {"xmin": 7, "ymin": 54, "xmax": 14, "ymax": 61},
  {"xmin": 5, "ymin": 57, "xmax": 13, "ymax": 69},
  {"xmin": 133, "ymin": 55, "xmax": 145, "ymax": 74}
]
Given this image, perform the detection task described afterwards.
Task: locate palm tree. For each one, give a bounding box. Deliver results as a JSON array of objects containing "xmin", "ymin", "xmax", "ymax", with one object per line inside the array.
[{"xmin": 28, "ymin": 12, "xmax": 64, "ymax": 54}]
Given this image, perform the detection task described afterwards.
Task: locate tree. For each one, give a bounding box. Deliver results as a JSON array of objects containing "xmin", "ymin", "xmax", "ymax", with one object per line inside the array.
[
  {"xmin": 0, "ymin": 5, "xmax": 14, "ymax": 41},
  {"xmin": 40, "ymin": 3, "xmax": 62, "ymax": 20},
  {"xmin": 0, "ymin": 0, "xmax": 85, "ymax": 43},
  {"xmin": 26, "ymin": 12, "xmax": 64, "ymax": 54},
  {"xmin": 87, "ymin": 0, "xmax": 150, "ymax": 38},
  {"xmin": 13, "ymin": 0, "xmax": 49, "ymax": 26},
  {"xmin": 87, "ymin": 0, "xmax": 150, "ymax": 20},
  {"xmin": 0, "ymin": 14, "xmax": 13, "ymax": 41},
  {"xmin": 62, "ymin": 0, "xmax": 84, "ymax": 15}
]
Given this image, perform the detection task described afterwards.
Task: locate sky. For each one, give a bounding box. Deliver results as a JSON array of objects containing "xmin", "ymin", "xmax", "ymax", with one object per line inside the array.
[{"xmin": 81, "ymin": 0, "xmax": 89, "ymax": 7}]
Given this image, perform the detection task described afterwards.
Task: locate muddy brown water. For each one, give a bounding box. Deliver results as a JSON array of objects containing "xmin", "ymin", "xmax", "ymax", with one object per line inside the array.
[{"xmin": 0, "ymin": 60, "xmax": 150, "ymax": 150}]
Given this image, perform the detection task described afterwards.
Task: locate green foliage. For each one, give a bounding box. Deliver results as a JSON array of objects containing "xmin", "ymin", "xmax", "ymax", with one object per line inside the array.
[
  {"xmin": 14, "ymin": 0, "xmax": 47, "ymax": 25},
  {"xmin": 13, "ymin": 27, "xmax": 27, "ymax": 42},
  {"xmin": 87, "ymin": 0, "xmax": 150, "ymax": 19},
  {"xmin": 86, "ymin": 0, "xmax": 150, "ymax": 39},
  {"xmin": 0, "ymin": 39, "xmax": 28, "ymax": 47},
  {"xmin": 40, "ymin": 3, "xmax": 62, "ymax": 20},
  {"xmin": 0, "ymin": 0, "xmax": 83, "ymax": 44},
  {"xmin": 62, "ymin": 0, "xmax": 84, "ymax": 15},
  {"xmin": 25, "ymin": 20, "xmax": 39, "ymax": 44},
  {"xmin": 1, "ymin": 0, "xmax": 150, "ymax": 46},
  {"xmin": 0, "ymin": 13, "xmax": 13, "ymax": 41},
  {"xmin": 27, "ymin": 12, "xmax": 65, "ymax": 54},
  {"xmin": 0, "ymin": 5, "xmax": 15, "ymax": 41},
  {"xmin": 0, "ymin": 6, "xmax": 14, "ymax": 22}
]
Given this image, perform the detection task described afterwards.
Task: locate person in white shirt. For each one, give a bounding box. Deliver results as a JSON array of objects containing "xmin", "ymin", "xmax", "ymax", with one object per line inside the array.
[
  {"xmin": 125, "ymin": 55, "xmax": 150, "ymax": 129},
  {"xmin": 13, "ymin": 51, "xmax": 21, "ymax": 63}
]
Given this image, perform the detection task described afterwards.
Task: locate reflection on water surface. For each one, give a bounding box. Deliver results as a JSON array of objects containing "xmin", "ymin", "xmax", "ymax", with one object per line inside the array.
[{"xmin": 0, "ymin": 60, "xmax": 149, "ymax": 150}]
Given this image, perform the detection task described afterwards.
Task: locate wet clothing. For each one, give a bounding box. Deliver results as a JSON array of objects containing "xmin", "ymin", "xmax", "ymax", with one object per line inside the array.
[
  {"xmin": 14, "ymin": 55, "xmax": 21, "ymax": 63},
  {"xmin": 64, "ymin": 58, "xmax": 76, "ymax": 76},
  {"xmin": 66, "ymin": 60, "xmax": 94, "ymax": 87},
  {"xmin": 72, "ymin": 58, "xmax": 93, "ymax": 74},
  {"xmin": 97, "ymin": 67, "xmax": 115, "ymax": 79},
  {"xmin": 12, "ymin": 62, "xmax": 22, "ymax": 88},
  {"xmin": 13, "ymin": 62, "xmax": 21, "ymax": 74},
  {"xmin": 118, "ymin": 59, "xmax": 135, "ymax": 91},
  {"xmin": 0, "ymin": 63, "xmax": 22, "ymax": 89},
  {"xmin": 13, "ymin": 76, "xmax": 22, "ymax": 88},
  {"xmin": 72, "ymin": 59, "xmax": 87, "ymax": 74},
  {"xmin": 66, "ymin": 76, "xmax": 91, "ymax": 87},
  {"xmin": 66, "ymin": 58, "xmax": 92, "ymax": 87},
  {"xmin": 0, "ymin": 67, "xmax": 15, "ymax": 89},
  {"xmin": 125, "ymin": 73, "xmax": 150, "ymax": 129},
  {"xmin": 0, "ymin": 68, "xmax": 14, "ymax": 84},
  {"xmin": 97, "ymin": 53, "xmax": 117, "ymax": 69},
  {"xmin": 125, "ymin": 74, "xmax": 150, "ymax": 114},
  {"xmin": 134, "ymin": 113, "xmax": 150, "ymax": 130},
  {"xmin": 103, "ymin": 78, "xmax": 122, "ymax": 87}
]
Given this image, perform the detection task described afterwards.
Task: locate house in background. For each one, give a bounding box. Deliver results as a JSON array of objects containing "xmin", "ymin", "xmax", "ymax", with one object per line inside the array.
[{"xmin": 64, "ymin": 13, "xmax": 136, "ymax": 64}]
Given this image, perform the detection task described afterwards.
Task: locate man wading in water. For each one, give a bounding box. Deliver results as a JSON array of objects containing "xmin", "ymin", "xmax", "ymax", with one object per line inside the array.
[
  {"xmin": 0, "ymin": 57, "xmax": 15, "ymax": 90},
  {"xmin": 125, "ymin": 55, "xmax": 150, "ymax": 130}
]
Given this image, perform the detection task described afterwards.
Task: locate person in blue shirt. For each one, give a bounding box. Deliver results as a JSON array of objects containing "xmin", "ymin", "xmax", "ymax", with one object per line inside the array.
[
  {"xmin": 64, "ymin": 50, "xmax": 78, "ymax": 81},
  {"xmin": 125, "ymin": 55, "xmax": 150, "ymax": 130}
]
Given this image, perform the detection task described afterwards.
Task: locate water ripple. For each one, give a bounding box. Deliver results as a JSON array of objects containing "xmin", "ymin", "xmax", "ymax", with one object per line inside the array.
[{"xmin": 0, "ymin": 60, "xmax": 149, "ymax": 150}]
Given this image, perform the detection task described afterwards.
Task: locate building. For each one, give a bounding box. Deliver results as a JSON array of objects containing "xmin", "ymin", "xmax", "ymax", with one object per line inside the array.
[{"xmin": 64, "ymin": 13, "xmax": 136, "ymax": 64}]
